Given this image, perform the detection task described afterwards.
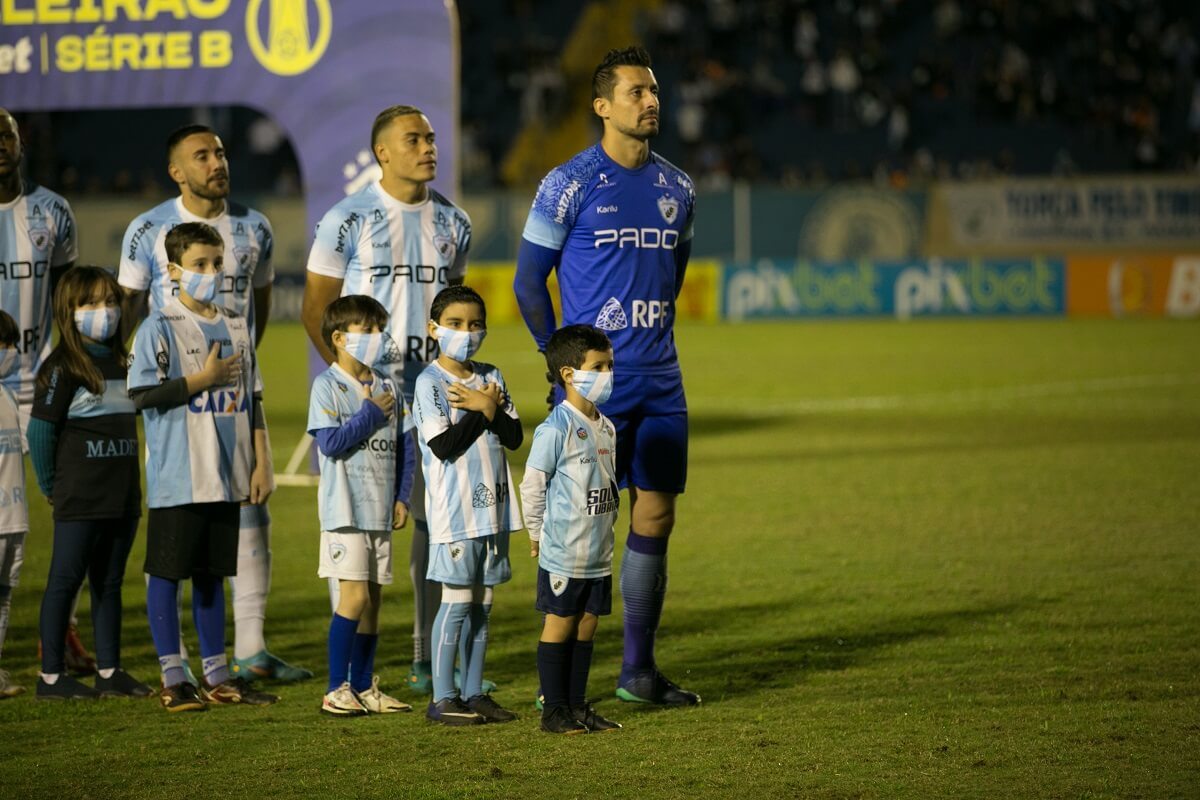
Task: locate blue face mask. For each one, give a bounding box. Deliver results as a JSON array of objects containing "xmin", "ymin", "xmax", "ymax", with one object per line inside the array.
[
  {"xmin": 0, "ymin": 348, "xmax": 17, "ymax": 380},
  {"xmin": 177, "ymin": 266, "xmax": 220, "ymax": 304},
  {"xmin": 75, "ymin": 307, "xmax": 120, "ymax": 342},
  {"xmin": 571, "ymin": 369, "xmax": 613, "ymax": 405},
  {"xmin": 434, "ymin": 323, "xmax": 486, "ymax": 362},
  {"xmin": 340, "ymin": 331, "xmax": 385, "ymax": 367}
]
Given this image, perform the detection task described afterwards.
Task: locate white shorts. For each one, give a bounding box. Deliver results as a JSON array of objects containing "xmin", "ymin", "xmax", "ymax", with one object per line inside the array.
[
  {"xmin": 0, "ymin": 531, "xmax": 26, "ymax": 587},
  {"xmin": 318, "ymin": 529, "xmax": 393, "ymax": 585}
]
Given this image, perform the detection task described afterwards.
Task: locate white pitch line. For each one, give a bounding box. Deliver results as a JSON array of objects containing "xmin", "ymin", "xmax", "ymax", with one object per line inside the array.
[{"xmin": 691, "ymin": 373, "xmax": 1200, "ymax": 416}]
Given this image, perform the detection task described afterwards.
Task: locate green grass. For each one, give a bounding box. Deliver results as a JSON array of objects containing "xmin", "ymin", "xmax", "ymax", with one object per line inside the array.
[{"xmin": 1, "ymin": 319, "xmax": 1198, "ymax": 799}]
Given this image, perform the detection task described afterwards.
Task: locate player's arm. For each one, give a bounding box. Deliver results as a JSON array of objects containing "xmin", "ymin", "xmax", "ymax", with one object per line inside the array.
[
  {"xmin": 119, "ymin": 288, "xmax": 148, "ymax": 343},
  {"xmin": 674, "ymin": 237, "xmax": 692, "ymax": 299},
  {"xmin": 301, "ymin": 274, "xmax": 342, "ymax": 365},
  {"xmin": 252, "ymin": 285, "xmax": 272, "ymax": 347},
  {"xmin": 392, "ymin": 413, "xmax": 415, "ymax": 529},
  {"xmin": 249, "ymin": 394, "xmax": 273, "ymax": 504},
  {"xmin": 514, "ymin": 239, "xmax": 560, "ymax": 352},
  {"xmin": 49, "ymin": 198, "xmax": 78, "ymax": 302},
  {"xmin": 116, "ymin": 215, "xmax": 156, "ymax": 341},
  {"xmin": 129, "ymin": 341, "xmax": 241, "ymax": 410},
  {"xmin": 482, "ymin": 379, "xmax": 522, "ymax": 450},
  {"xmin": 27, "ymin": 364, "xmax": 71, "ymax": 500},
  {"xmin": 252, "ymin": 217, "xmax": 275, "ymax": 346},
  {"xmin": 309, "ymin": 395, "xmax": 387, "ymax": 459},
  {"xmin": 520, "ymin": 424, "xmax": 563, "ymax": 556}
]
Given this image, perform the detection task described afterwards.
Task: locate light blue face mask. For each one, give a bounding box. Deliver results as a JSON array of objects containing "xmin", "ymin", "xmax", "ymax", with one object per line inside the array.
[
  {"xmin": 340, "ymin": 331, "xmax": 386, "ymax": 367},
  {"xmin": 0, "ymin": 348, "xmax": 17, "ymax": 380},
  {"xmin": 75, "ymin": 307, "xmax": 120, "ymax": 342},
  {"xmin": 571, "ymin": 369, "xmax": 614, "ymax": 404},
  {"xmin": 434, "ymin": 323, "xmax": 486, "ymax": 362},
  {"xmin": 177, "ymin": 266, "xmax": 221, "ymax": 304}
]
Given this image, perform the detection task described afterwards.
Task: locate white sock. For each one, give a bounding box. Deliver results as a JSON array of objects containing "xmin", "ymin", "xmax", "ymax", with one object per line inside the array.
[
  {"xmin": 98, "ymin": 667, "xmax": 115, "ymax": 679},
  {"xmin": 230, "ymin": 504, "xmax": 270, "ymax": 659},
  {"xmin": 40, "ymin": 672, "xmax": 60, "ymax": 684}
]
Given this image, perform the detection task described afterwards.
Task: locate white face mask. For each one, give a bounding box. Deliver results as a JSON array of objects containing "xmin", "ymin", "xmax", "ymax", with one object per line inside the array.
[
  {"xmin": 339, "ymin": 331, "xmax": 385, "ymax": 367},
  {"xmin": 434, "ymin": 323, "xmax": 486, "ymax": 361},
  {"xmin": 75, "ymin": 306, "xmax": 120, "ymax": 341},
  {"xmin": 570, "ymin": 369, "xmax": 613, "ymax": 404},
  {"xmin": 177, "ymin": 266, "xmax": 221, "ymax": 304},
  {"xmin": 0, "ymin": 348, "xmax": 17, "ymax": 379}
]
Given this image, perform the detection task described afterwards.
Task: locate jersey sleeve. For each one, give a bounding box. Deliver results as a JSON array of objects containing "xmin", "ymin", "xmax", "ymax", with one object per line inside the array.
[
  {"xmin": 30, "ymin": 364, "xmax": 73, "ymax": 424},
  {"xmin": 306, "ymin": 373, "xmax": 340, "ymax": 433},
  {"xmin": 305, "ymin": 203, "xmax": 358, "ymax": 280},
  {"xmin": 449, "ymin": 213, "xmax": 471, "ymax": 282},
  {"xmin": 49, "ymin": 197, "xmax": 78, "ymax": 267},
  {"xmin": 253, "ymin": 215, "xmax": 276, "ymax": 288},
  {"xmin": 525, "ymin": 419, "xmax": 564, "ymax": 476},
  {"xmin": 411, "ymin": 371, "xmax": 451, "ymax": 444},
  {"xmin": 521, "ymin": 166, "xmax": 582, "ymax": 251},
  {"xmin": 127, "ymin": 315, "xmax": 171, "ymax": 391},
  {"xmin": 118, "ymin": 215, "xmax": 154, "ymax": 291}
]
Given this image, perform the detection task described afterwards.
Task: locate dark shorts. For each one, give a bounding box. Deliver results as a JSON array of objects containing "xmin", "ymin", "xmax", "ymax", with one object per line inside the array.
[
  {"xmin": 535, "ymin": 567, "xmax": 612, "ymax": 618},
  {"xmin": 144, "ymin": 502, "xmax": 241, "ymax": 580},
  {"xmin": 601, "ymin": 370, "xmax": 688, "ymax": 494}
]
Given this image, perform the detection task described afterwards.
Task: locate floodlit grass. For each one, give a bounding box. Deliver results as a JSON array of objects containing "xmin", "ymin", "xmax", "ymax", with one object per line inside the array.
[{"xmin": 1, "ymin": 319, "xmax": 1197, "ymax": 799}]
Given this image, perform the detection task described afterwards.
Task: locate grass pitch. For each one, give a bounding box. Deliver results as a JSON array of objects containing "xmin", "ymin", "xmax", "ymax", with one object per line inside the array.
[{"xmin": 0, "ymin": 318, "xmax": 1197, "ymax": 799}]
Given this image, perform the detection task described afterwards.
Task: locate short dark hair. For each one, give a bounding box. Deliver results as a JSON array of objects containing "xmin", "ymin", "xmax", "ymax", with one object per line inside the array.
[
  {"xmin": 321, "ymin": 295, "xmax": 390, "ymax": 349},
  {"xmin": 166, "ymin": 124, "xmax": 216, "ymax": 160},
  {"xmin": 429, "ymin": 285, "xmax": 485, "ymax": 324},
  {"xmin": 0, "ymin": 309, "xmax": 18, "ymax": 348},
  {"xmin": 165, "ymin": 222, "xmax": 224, "ymax": 264},
  {"xmin": 370, "ymin": 105, "xmax": 425, "ymax": 164},
  {"xmin": 592, "ymin": 46, "xmax": 652, "ymax": 100},
  {"xmin": 545, "ymin": 325, "xmax": 612, "ymax": 387}
]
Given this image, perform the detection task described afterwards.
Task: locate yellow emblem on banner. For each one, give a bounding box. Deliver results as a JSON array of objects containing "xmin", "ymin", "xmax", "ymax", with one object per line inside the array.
[{"xmin": 245, "ymin": 0, "xmax": 331, "ymax": 76}]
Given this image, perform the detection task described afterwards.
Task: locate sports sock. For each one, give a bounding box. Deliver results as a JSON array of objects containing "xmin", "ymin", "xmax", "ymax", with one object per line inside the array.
[
  {"xmin": 327, "ymin": 613, "xmax": 357, "ymax": 692},
  {"xmin": 147, "ymin": 575, "xmax": 185, "ymax": 685},
  {"xmin": 537, "ymin": 640, "xmax": 572, "ymax": 711},
  {"xmin": 0, "ymin": 582, "xmax": 11, "ymax": 659},
  {"xmin": 230, "ymin": 503, "xmax": 270, "ymax": 660},
  {"xmin": 431, "ymin": 587, "xmax": 471, "ymax": 702},
  {"xmin": 350, "ymin": 632, "xmax": 379, "ymax": 693},
  {"xmin": 459, "ymin": 590, "xmax": 492, "ymax": 699},
  {"xmin": 569, "ymin": 639, "xmax": 594, "ymax": 707},
  {"xmin": 410, "ymin": 519, "xmax": 440, "ymax": 663},
  {"xmin": 98, "ymin": 667, "xmax": 115, "ymax": 679},
  {"xmin": 620, "ymin": 531, "xmax": 669, "ymax": 683},
  {"xmin": 192, "ymin": 574, "xmax": 229, "ymax": 686}
]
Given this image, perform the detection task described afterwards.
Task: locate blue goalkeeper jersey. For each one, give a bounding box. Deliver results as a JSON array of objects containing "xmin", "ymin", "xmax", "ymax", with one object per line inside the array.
[{"xmin": 522, "ymin": 144, "xmax": 695, "ymax": 375}]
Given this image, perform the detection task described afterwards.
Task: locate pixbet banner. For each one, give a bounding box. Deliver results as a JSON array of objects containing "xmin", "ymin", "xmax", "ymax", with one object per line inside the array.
[{"xmin": 0, "ymin": 0, "xmax": 458, "ymax": 235}]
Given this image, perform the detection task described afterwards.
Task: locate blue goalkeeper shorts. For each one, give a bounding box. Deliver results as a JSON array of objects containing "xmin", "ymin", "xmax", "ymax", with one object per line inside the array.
[{"xmin": 600, "ymin": 369, "xmax": 687, "ymax": 495}]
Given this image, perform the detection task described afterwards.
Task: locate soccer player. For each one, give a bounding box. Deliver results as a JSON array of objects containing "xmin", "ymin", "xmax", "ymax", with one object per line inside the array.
[
  {"xmin": 0, "ymin": 311, "xmax": 28, "ymax": 698},
  {"xmin": 0, "ymin": 108, "xmax": 95, "ymax": 676},
  {"xmin": 411, "ymin": 286, "xmax": 522, "ymax": 725},
  {"xmin": 514, "ymin": 46, "xmax": 701, "ymax": 706},
  {"xmin": 302, "ymin": 105, "xmax": 478, "ymax": 695},
  {"xmin": 308, "ymin": 296, "xmax": 414, "ymax": 716},
  {"xmin": 128, "ymin": 222, "xmax": 277, "ymax": 711},
  {"xmin": 118, "ymin": 124, "xmax": 308, "ymax": 683},
  {"xmin": 521, "ymin": 325, "xmax": 622, "ymax": 734}
]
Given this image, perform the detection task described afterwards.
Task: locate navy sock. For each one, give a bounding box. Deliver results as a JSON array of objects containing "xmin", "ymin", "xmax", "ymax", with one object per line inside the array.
[
  {"xmin": 569, "ymin": 639, "xmax": 594, "ymax": 708},
  {"xmin": 147, "ymin": 575, "xmax": 184, "ymax": 686},
  {"xmin": 620, "ymin": 531, "xmax": 669, "ymax": 682},
  {"xmin": 327, "ymin": 614, "xmax": 358, "ymax": 692},
  {"xmin": 192, "ymin": 574, "xmax": 229, "ymax": 686},
  {"xmin": 350, "ymin": 632, "xmax": 379, "ymax": 693},
  {"xmin": 537, "ymin": 640, "xmax": 572, "ymax": 711}
]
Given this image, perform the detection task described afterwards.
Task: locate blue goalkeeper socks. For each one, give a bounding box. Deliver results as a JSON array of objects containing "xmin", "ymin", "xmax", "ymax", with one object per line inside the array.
[{"xmin": 620, "ymin": 531, "xmax": 668, "ymax": 684}]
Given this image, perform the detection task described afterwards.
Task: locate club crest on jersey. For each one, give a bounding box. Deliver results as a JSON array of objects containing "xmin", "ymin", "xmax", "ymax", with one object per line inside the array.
[
  {"xmin": 234, "ymin": 246, "xmax": 256, "ymax": 270},
  {"xmin": 595, "ymin": 297, "xmax": 628, "ymax": 331},
  {"xmin": 329, "ymin": 542, "xmax": 347, "ymax": 564},
  {"xmin": 550, "ymin": 575, "xmax": 568, "ymax": 596},
  {"xmin": 434, "ymin": 235, "xmax": 456, "ymax": 261},
  {"xmin": 657, "ymin": 194, "xmax": 679, "ymax": 224},
  {"xmin": 575, "ymin": 427, "xmax": 588, "ymax": 440},
  {"xmin": 26, "ymin": 208, "xmax": 50, "ymax": 250}
]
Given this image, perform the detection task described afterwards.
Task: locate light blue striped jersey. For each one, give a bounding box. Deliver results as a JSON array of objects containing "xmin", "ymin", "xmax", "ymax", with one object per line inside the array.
[
  {"xmin": 526, "ymin": 401, "xmax": 617, "ymax": 579},
  {"xmin": 306, "ymin": 362, "xmax": 413, "ymax": 531},
  {"xmin": 0, "ymin": 184, "xmax": 78, "ymax": 404},
  {"xmin": 305, "ymin": 181, "xmax": 471, "ymax": 401},
  {"xmin": 522, "ymin": 144, "xmax": 694, "ymax": 376},
  {"xmin": 117, "ymin": 197, "xmax": 274, "ymax": 331},
  {"xmin": 0, "ymin": 384, "xmax": 27, "ymax": 534},
  {"xmin": 411, "ymin": 360, "xmax": 521, "ymax": 544},
  {"xmin": 128, "ymin": 299, "xmax": 262, "ymax": 508}
]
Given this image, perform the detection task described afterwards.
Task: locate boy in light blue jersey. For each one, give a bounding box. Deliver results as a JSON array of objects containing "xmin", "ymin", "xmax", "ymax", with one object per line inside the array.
[
  {"xmin": 307, "ymin": 295, "xmax": 415, "ymax": 717},
  {"xmin": 520, "ymin": 325, "xmax": 622, "ymax": 734},
  {"xmin": 411, "ymin": 286, "xmax": 522, "ymax": 725},
  {"xmin": 128, "ymin": 222, "xmax": 277, "ymax": 712}
]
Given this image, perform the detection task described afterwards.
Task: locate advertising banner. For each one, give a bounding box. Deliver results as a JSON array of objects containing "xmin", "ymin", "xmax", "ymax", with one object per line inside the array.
[
  {"xmin": 723, "ymin": 258, "xmax": 1065, "ymax": 320},
  {"xmin": 929, "ymin": 177, "xmax": 1200, "ymax": 256},
  {"xmin": 1067, "ymin": 254, "xmax": 1200, "ymax": 318},
  {"xmin": 0, "ymin": 0, "xmax": 458, "ymax": 236}
]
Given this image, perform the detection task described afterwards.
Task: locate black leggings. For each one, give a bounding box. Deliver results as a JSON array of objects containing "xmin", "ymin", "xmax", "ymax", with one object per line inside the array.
[{"xmin": 39, "ymin": 516, "xmax": 139, "ymax": 674}]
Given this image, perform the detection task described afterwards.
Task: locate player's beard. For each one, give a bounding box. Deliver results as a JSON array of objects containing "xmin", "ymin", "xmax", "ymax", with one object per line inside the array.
[
  {"xmin": 187, "ymin": 174, "xmax": 230, "ymax": 201},
  {"xmin": 614, "ymin": 114, "xmax": 659, "ymax": 142}
]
